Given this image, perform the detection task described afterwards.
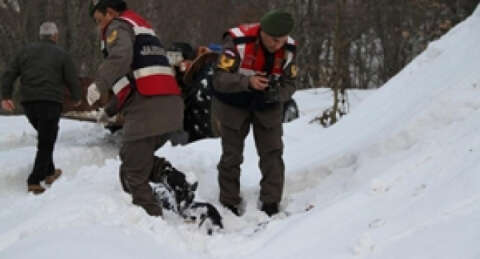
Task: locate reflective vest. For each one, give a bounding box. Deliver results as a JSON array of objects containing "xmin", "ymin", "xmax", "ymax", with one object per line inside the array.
[
  {"xmin": 101, "ymin": 10, "xmax": 180, "ymax": 111},
  {"xmin": 213, "ymin": 23, "xmax": 296, "ymax": 110},
  {"xmin": 227, "ymin": 23, "xmax": 296, "ymax": 79}
]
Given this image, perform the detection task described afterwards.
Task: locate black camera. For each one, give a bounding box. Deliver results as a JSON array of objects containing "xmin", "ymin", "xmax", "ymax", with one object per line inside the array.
[
  {"xmin": 267, "ymin": 74, "xmax": 281, "ymax": 89},
  {"xmin": 264, "ymin": 74, "xmax": 281, "ymax": 103}
]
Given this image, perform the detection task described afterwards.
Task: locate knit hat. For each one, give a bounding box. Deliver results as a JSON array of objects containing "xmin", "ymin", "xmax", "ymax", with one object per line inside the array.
[{"xmin": 260, "ymin": 9, "xmax": 294, "ymax": 37}]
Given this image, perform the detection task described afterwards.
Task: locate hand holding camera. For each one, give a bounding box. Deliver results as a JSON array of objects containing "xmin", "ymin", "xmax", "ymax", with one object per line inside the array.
[
  {"xmin": 248, "ymin": 73, "xmax": 281, "ymax": 103},
  {"xmin": 264, "ymin": 74, "xmax": 281, "ymax": 103},
  {"xmin": 248, "ymin": 73, "xmax": 269, "ymax": 91}
]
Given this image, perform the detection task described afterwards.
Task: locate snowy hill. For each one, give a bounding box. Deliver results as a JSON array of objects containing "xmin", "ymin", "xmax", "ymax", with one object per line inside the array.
[{"xmin": 1, "ymin": 6, "xmax": 480, "ymax": 259}]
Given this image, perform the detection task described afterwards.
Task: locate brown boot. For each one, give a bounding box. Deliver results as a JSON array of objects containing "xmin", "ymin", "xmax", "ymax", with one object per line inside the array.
[
  {"xmin": 45, "ymin": 169, "xmax": 62, "ymax": 185},
  {"xmin": 28, "ymin": 184, "xmax": 46, "ymax": 195}
]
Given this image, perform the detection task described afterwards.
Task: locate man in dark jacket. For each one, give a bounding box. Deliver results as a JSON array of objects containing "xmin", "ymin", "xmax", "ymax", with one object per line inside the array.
[
  {"xmin": 88, "ymin": 0, "xmax": 185, "ymax": 217},
  {"xmin": 1, "ymin": 22, "xmax": 81, "ymax": 194},
  {"xmin": 212, "ymin": 10, "xmax": 298, "ymax": 216}
]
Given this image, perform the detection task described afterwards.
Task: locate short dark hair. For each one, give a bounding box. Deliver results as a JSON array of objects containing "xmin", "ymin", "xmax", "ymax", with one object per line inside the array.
[
  {"xmin": 90, "ymin": 0, "xmax": 127, "ymax": 16},
  {"xmin": 97, "ymin": 1, "xmax": 127, "ymax": 14}
]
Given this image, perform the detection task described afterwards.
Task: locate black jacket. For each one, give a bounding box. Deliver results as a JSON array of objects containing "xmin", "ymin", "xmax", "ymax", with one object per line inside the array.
[{"xmin": 1, "ymin": 39, "xmax": 81, "ymax": 104}]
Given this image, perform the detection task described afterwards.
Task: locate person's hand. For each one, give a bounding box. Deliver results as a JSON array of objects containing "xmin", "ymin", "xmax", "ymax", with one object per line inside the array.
[
  {"xmin": 1, "ymin": 99, "xmax": 15, "ymax": 112},
  {"xmin": 249, "ymin": 74, "xmax": 269, "ymax": 91},
  {"xmin": 96, "ymin": 110, "xmax": 115, "ymax": 125},
  {"xmin": 87, "ymin": 83, "xmax": 101, "ymax": 106}
]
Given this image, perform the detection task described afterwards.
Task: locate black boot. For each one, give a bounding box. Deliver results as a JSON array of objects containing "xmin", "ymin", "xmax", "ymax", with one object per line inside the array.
[
  {"xmin": 261, "ymin": 203, "xmax": 279, "ymax": 217},
  {"xmin": 221, "ymin": 202, "xmax": 241, "ymax": 216}
]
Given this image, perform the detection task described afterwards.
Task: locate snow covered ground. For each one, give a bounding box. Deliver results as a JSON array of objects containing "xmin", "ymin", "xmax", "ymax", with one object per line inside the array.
[{"xmin": 1, "ymin": 6, "xmax": 480, "ymax": 259}]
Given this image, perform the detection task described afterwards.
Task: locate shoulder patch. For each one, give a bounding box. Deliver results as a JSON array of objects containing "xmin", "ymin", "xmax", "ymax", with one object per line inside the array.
[
  {"xmin": 284, "ymin": 63, "xmax": 298, "ymax": 79},
  {"xmin": 290, "ymin": 64, "xmax": 298, "ymax": 78},
  {"xmin": 217, "ymin": 53, "xmax": 236, "ymax": 71},
  {"xmin": 107, "ymin": 30, "xmax": 118, "ymax": 45}
]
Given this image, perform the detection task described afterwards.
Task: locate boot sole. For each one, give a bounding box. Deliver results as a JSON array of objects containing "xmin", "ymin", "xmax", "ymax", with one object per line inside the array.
[
  {"xmin": 45, "ymin": 170, "xmax": 62, "ymax": 185},
  {"xmin": 28, "ymin": 186, "xmax": 46, "ymax": 194}
]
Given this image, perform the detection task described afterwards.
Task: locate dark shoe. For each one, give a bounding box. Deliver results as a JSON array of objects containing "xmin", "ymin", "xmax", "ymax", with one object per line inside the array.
[
  {"xmin": 261, "ymin": 203, "xmax": 279, "ymax": 217},
  {"xmin": 45, "ymin": 169, "xmax": 62, "ymax": 185},
  {"xmin": 28, "ymin": 184, "xmax": 46, "ymax": 195},
  {"xmin": 221, "ymin": 202, "xmax": 241, "ymax": 216}
]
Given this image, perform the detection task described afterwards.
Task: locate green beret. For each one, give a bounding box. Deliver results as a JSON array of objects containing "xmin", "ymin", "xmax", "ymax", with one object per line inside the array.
[{"xmin": 260, "ymin": 9, "xmax": 294, "ymax": 37}]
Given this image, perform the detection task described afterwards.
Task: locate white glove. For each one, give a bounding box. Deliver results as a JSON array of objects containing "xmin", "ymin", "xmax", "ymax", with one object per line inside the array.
[
  {"xmin": 87, "ymin": 83, "xmax": 101, "ymax": 106},
  {"xmin": 97, "ymin": 110, "xmax": 116, "ymax": 125}
]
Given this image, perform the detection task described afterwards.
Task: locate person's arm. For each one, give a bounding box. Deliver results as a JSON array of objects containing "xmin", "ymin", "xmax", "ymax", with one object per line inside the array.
[
  {"xmin": 1, "ymin": 51, "xmax": 22, "ymax": 101},
  {"xmin": 276, "ymin": 58, "xmax": 298, "ymax": 102},
  {"xmin": 94, "ymin": 20, "xmax": 134, "ymax": 93},
  {"xmin": 1, "ymin": 51, "xmax": 22, "ymax": 111},
  {"xmin": 212, "ymin": 36, "xmax": 251, "ymax": 93},
  {"xmin": 63, "ymin": 53, "xmax": 82, "ymax": 103}
]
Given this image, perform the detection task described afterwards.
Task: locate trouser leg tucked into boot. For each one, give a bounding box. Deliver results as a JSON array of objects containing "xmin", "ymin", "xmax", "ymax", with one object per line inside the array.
[
  {"xmin": 253, "ymin": 119, "xmax": 285, "ymax": 211},
  {"xmin": 119, "ymin": 136, "xmax": 168, "ymax": 216},
  {"xmin": 217, "ymin": 122, "xmax": 250, "ymax": 208}
]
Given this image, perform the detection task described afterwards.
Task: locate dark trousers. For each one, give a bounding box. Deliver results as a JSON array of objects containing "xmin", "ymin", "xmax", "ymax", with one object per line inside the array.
[
  {"xmin": 119, "ymin": 134, "xmax": 169, "ymax": 211},
  {"xmin": 22, "ymin": 101, "xmax": 62, "ymax": 185},
  {"xmin": 218, "ymin": 116, "xmax": 284, "ymax": 206}
]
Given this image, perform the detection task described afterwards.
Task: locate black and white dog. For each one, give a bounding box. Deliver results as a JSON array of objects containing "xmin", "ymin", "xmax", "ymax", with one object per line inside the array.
[{"xmin": 150, "ymin": 157, "xmax": 223, "ymax": 235}]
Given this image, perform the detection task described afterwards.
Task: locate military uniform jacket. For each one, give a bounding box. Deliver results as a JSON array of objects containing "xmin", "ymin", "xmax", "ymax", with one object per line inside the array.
[
  {"xmin": 94, "ymin": 17, "xmax": 184, "ymax": 142},
  {"xmin": 212, "ymin": 34, "xmax": 297, "ymax": 130}
]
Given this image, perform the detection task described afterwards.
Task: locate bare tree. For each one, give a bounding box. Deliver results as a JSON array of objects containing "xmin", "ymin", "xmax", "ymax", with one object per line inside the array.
[
  {"xmin": 313, "ymin": 0, "xmax": 350, "ymax": 127},
  {"xmin": 0, "ymin": 0, "xmax": 477, "ymax": 98}
]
